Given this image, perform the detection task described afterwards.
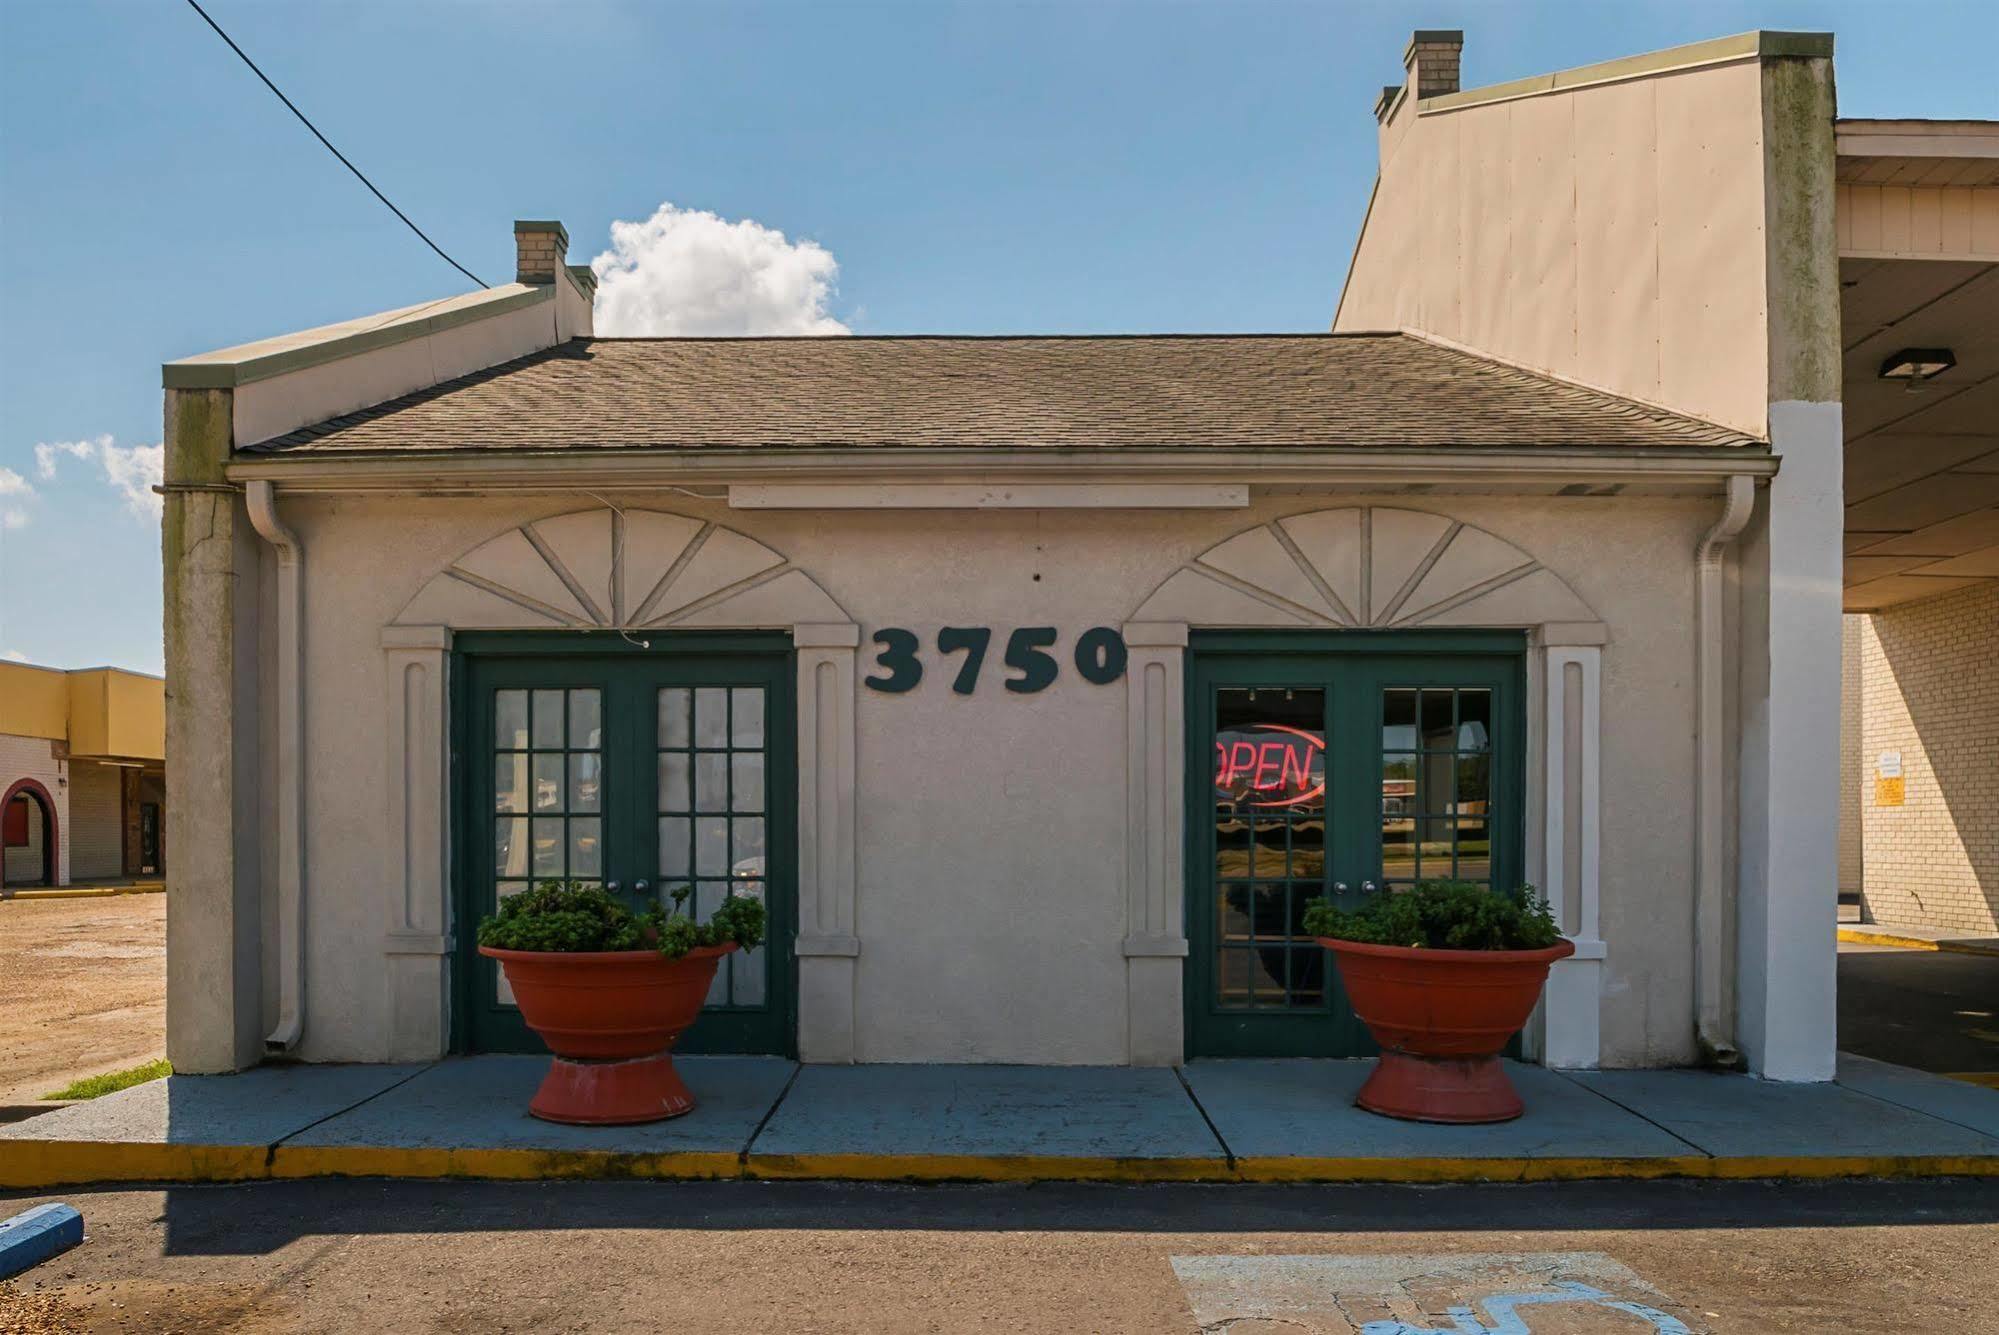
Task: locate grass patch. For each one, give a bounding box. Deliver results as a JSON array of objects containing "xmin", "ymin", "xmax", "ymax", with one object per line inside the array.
[{"xmin": 42, "ymin": 1058, "xmax": 171, "ymax": 1101}]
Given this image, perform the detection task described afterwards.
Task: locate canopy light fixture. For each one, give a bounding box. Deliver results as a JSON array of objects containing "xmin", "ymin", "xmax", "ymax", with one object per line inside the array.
[{"xmin": 1878, "ymin": 347, "xmax": 1956, "ymax": 383}]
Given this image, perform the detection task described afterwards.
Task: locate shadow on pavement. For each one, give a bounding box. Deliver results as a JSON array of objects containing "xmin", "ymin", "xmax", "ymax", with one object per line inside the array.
[{"xmin": 15, "ymin": 1176, "xmax": 1994, "ymax": 1257}]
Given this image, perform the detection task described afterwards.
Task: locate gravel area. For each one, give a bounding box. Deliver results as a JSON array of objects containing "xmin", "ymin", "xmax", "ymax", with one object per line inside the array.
[{"xmin": 0, "ymin": 897, "xmax": 165, "ymax": 1107}]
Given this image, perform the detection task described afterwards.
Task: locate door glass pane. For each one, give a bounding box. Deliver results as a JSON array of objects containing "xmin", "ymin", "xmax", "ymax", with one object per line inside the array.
[
  {"xmin": 658, "ymin": 683, "xmax": 775, "ymax": 1011},
  {"xmin": 488, "ymin": 684, "xmax": 609, "ymax": 1011},
  {"xmin": 1379, "ymin": 686, "xmax": 1496, "ymax": 892},
  {"xmin": 1211, "ymin": 686, "xmax": 1327, "ymax": 1012}
]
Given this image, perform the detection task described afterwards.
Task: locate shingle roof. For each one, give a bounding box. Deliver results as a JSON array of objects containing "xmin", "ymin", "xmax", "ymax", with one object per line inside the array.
[{"xmin": 245, "ymin": 333, "xmax": 1757, "ymax": 454}]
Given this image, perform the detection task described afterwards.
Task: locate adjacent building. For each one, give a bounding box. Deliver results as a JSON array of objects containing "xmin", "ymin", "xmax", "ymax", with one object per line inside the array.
[
  {"xmin": 1, "ymin": 661, "xmax": 167, "ymax": 890},
  {"xmin": 157, "ymin": 29, "xmax": 1990, "ymax": 1082}
]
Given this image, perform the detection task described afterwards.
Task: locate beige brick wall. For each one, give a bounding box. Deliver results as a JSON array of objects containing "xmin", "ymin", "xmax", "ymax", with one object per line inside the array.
[
  {"xmin": 1856, "ymin": 582, "xmax": 1999, "ymax": 935},
  {"xmin": 66, "ymin": 760, "xmax": 125, "ymax": 881},
  {"xmin": 1839, "ymin": 615, "xmax": 1864, "ymax": 894}
]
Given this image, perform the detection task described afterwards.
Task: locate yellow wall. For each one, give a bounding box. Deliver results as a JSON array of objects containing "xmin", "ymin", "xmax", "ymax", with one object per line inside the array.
[{"xmin": 0, "ymin": 662, "xmax": 164, "ymax": 761}]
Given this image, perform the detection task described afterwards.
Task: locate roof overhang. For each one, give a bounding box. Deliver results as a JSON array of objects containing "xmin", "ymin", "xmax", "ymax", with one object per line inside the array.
[
  {"xmin": 223, "ymin": 444, "xmax": 1776, "ymax": 503},
  {"xmin": 1835, "ymin": 119, "xmax": 1999, "ymax": 188}
]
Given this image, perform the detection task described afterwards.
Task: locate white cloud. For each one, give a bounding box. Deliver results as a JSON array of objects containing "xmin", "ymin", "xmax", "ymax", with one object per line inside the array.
[
  {"xmin": 590, "ymin": 202, "xmax": 850, "ymax": 337},
  {"xmin": 1, "ymin": 508, "xmax": 28, "ymax": 530},
  {"xmin": 0, "ymin": 466, "xmax": 33, "ymax": 499},
  {"xmin": 1, "ymin": 649, "xmax": 27, "ymax": 663},
  {"xmin": 30, "ymin": 436, "xmax": 164, "ymax": 519},
  {"xmin": 35, "ymin": 438, "xmax": 99, "ymax": 480}
]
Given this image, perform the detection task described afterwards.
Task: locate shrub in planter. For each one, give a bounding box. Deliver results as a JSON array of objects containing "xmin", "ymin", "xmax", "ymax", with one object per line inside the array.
[
  {"xmin": 477, "ymin": 880, "xmax": 766, "ymax": 1125},
  {"xmin": 1303, "ymin": 881, "xmax": 1572, "ymax": 1124}
]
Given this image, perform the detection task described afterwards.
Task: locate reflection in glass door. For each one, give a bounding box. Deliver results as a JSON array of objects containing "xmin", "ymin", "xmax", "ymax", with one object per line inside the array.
[{"xmin": 1187, "ymin": 634, "xmax": 1524, "ymax": 1059}]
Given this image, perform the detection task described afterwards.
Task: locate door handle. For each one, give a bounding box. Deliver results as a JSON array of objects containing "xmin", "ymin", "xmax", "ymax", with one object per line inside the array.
[
  {"xmin": 633, "ymin": 879, "xmax": 651, "ymax": 894},
  {"xmin": 606, "ymin": 880, "xmax": 621, "ymax": 893},
  {"xmin": 1333, "ymin": 881, "xmax": 1350, "ymax": 894},
  {"xmin": 1363, "ymin": 880, "xmax": 1379, "ymax": 894}
]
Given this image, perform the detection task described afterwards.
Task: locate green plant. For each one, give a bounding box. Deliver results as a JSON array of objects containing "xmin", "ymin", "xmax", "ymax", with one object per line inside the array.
[
  {"xmin": 43, "ymin": 1058, "xmax": 172, "ymax": 1101},
  {"xmin": 1302, "ymin": 880, "xmax": 1560, "ymax": 951},
  {"xmin": 477, "ymin": 880, "xmax": 766, "ymax": 958}
]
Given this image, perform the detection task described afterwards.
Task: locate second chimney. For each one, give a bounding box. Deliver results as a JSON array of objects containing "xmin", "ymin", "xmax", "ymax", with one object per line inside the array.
[
  {"xmin": 514, "ymin": 220, "xmax": 570, "ymax": 285},
  {"xmin": 1404, "ymin": 30, "xmax": 1463, "ymax": 101}
]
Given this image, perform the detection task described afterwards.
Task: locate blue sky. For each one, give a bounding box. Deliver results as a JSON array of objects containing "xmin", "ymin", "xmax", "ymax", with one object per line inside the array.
[{"xmin": 2, "ymin": 0, "xmax": 1993, "ymax": 673}]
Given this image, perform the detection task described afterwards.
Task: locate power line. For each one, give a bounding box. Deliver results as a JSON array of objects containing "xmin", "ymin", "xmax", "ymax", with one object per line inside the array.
[{"xmin": 182, "ymin": 0, "xmax": 489, "ymax": 289}]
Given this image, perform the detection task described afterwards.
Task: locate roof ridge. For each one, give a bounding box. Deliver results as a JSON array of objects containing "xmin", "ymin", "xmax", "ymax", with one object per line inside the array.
[{"xmin": 578, "ymin": 331, "xmax": 1408, "ymax": 344}]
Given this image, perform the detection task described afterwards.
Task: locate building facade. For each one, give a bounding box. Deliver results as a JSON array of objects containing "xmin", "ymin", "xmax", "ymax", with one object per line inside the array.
[
  {"xmin": 164, "ymin": 30, "xmax": 1944, "ymax": 1082},
  {"xmin": 1, "ymin": 661, "xmax": 167, "ymax": 890}
]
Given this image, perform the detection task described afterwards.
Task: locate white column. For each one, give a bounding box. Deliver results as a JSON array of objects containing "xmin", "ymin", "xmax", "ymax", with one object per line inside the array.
[
  {"xmin": 1737, "ymin": 403, "xmax": 1843, "ymax": 1080},
  {"xmin": 380, "ymin": 625, "xmax": 452, "ymax": 1061},
  {"xmin": 1122, "ymin": 622, "xmax": 1188, "ymax": 1066},
  {"xmin": 1536, "ymin": 626, "xmax": 1606, "ymax": 1069},
  {"xmin": 793, "ymin": 621, "xmax": 860, "ymax": 1062}
]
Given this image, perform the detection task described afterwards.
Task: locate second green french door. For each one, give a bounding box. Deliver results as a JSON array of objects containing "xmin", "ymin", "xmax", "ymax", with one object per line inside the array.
[
  {"xmin": 454, "ymin": 632, "xmax": 796, "ymax": 1056},
  {"xmin": 1186, "ymin": 632, "xmax": 1526, "ymax": 1059}
]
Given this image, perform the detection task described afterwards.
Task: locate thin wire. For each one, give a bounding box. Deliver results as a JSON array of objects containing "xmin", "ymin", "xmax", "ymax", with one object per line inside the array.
[{"xmin": 182, "ymin": 0, "xmax": 489, "ymax": 289}]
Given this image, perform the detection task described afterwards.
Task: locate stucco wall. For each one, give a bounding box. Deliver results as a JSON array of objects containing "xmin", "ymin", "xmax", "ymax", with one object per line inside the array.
[
  {"xmin": 1856, "ymin": 582, "xmax": 1999, "ymax": 935},
  {"xmin": 1336, "ymin": 57, "xmax": 1771, "ymax": 438},
  {"xmin": 66, "ymin": 760, "xmax": 125, "ymax": 881},
  {"xmin": 262, "ymin": 490, "xmax": 1716, "ymax": 1068},
  {"xmin": 1, "ymin": 733, "xmax": 67, "ymax": 886}
]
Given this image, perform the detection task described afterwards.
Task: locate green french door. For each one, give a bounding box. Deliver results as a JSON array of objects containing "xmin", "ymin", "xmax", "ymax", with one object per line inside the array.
[
  {"xmin": 453, "ymin": 632, "xmax": 796, "ymax": 1056},
  {"xmin": 1186, "ymin": 632, "xmax": 1525, "ymax": 1059}
]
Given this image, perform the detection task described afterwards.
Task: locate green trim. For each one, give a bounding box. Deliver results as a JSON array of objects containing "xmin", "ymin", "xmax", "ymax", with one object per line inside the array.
[
  {"xmin": 162, "ymin": 286, "xmax": 553, "ymax": 390},
  {"xmin": 449, "ymin": 630, "xmax": 798, "ymax": 1057},
  {"xmin": 1183, "ymin": 631, "xmax": 1527, "ymax": 1059},
  {"xmin": 1419, "ymin": 30, "xmax": 1833, "ymax": 117}
]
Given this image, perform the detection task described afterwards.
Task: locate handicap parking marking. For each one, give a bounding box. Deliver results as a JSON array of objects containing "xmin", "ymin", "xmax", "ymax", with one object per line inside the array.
[{"xmin": 1170, "ymin": 1251, "xmax": 1703, "ymax": 1334}]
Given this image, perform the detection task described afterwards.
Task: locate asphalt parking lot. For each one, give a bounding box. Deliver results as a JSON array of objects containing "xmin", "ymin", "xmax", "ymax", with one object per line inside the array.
[
  {"xmin": 2, "ymin": 1177, "xmax": 1996, "ymax": 1332},
  {"xmin": 1837, "ymin": 941, "xmax": 1999, "ymax": 1075}
]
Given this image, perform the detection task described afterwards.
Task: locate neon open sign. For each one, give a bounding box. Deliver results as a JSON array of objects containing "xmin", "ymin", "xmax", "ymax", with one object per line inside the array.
[{"xmin": 1214, "ymin": 724, "xmax": 1325, "ymax": 808}]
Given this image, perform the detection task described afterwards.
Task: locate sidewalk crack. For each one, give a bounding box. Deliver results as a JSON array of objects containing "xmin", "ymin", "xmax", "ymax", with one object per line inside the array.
[
  {"xmin": 740, "ymin": 1061, "xmax": 802, "ymax": 1165},
  {"xmin": 262, "ymin": 1061, "xmax": 440, "ymax": 1167},
  {"xmin": 1552, "ymin": 1069, "xmax": 1713, "ymax": 1158},
  {"xmin": 1174, "ymin": 1066, "xmax": 1236, "ymax": 1169}
]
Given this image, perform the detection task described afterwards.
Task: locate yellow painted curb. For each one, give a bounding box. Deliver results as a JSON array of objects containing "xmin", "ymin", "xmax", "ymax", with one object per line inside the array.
[
  {"xmin": 6, "ymin": 883, "xmax": 166, "ymax": 901},
  {"xmin": 267, "ymin": 1144, "xmax": 742, "ymax": 1183},
  {"xmin": 744, "ymin": 1153, "xmax": 1231, "ymax": 1183},
  {"xmin": 0, "ymin": 1141, "xmax": 267, "ymax": 1189},
  {"xmin": 1947, "ymin": 1072, "xmax": 1999, "ymax": 1090},
  {"xmin": 2, "ymin": 1140, "xmax": 1994, "ymax": 1190},
  {"xmin": 1837, "ymin": 927, "xmax": 1999, "ymax": 957}
]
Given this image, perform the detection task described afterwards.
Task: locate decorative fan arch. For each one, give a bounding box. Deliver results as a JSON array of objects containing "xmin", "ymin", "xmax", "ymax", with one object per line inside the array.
[
  {"xmin": 394, "ymin": 508, "xmax": 848, "ymax": 630},
  {"xmin": 1130, "ymin": 507, "xmax": 1598, "ymax": 630}
]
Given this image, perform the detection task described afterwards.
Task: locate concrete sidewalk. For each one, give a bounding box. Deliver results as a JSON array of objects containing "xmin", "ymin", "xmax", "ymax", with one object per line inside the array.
[{"xmin": 3, "ymin": 1053, "xmax": 1996, "ymax": 1189}]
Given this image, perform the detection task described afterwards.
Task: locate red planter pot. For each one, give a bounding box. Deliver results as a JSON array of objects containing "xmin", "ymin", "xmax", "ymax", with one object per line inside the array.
[
  {"xmin": 479, "ymin": 943, "xmax": 736, "ymax": 1125},
  {"xmin": 1319, "ymin": 936, "xmax": 1575, "ymax": 1124}
]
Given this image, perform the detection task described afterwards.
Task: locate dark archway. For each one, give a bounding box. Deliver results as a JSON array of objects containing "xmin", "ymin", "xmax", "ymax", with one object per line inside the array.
[{"xmin": 1, "ymin": 778, "xmax": 59, "ymax": 889}]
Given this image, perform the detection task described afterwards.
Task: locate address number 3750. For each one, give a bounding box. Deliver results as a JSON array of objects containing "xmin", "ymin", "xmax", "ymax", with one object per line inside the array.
[{"xmin": 863, "ymin": 626, "xmax": 1128, "ymax": 696}]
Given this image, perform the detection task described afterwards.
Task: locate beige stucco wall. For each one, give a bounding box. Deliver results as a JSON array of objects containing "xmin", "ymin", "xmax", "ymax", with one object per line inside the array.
[
  {"xmin": 1335, "ymin": 57, "xmax": 1772, "ymax": 438},
  {"xmin": 263, "ymin": 489, "xmax": 1716, "ymax": 1068},
  {"xmin": 1855, "ymin": 582, "xmax": 1999, "ymax": 935}
]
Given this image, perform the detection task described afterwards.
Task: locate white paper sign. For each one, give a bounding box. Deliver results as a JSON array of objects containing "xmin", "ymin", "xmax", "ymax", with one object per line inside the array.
[{"xmin": 1877, "ymin": 750, "xmax": 1903, "ymax": 779}]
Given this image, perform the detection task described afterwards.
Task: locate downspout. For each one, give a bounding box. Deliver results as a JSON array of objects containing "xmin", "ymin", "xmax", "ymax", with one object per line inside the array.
[
  {"xmin": 1695, "ymin": 474, "xmax": 1754, "ymax": 1065},
  {"xmin": 245, "ymin": 480, "xmax": 306, "ymax": 1054}
]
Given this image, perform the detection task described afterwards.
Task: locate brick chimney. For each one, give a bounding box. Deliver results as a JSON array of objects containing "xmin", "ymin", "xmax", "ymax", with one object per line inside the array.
[
  {"xmin": 513, "ymin": 220, "xmax": 569, "ymax": 285},
  {"xmin": 1404, "ymin": 30, "xmax": 1463, "ymax": 101}
]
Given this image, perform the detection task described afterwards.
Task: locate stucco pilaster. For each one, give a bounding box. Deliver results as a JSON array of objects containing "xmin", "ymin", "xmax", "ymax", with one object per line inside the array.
[
  {"xmin": 793, "ymin": 622, "xmax": 860, "ymax": 1061},
  {"xmin": 1534, "ymin": 634, "xmax": 1605, "ymax": 1069},
  {"xmin": 381, "ymin": 625, "xmax": 452, "ymax": 1061},
  {"xmin": 1122, "ymin": 622, "xmax": 1188, "ymax": 1066}
]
